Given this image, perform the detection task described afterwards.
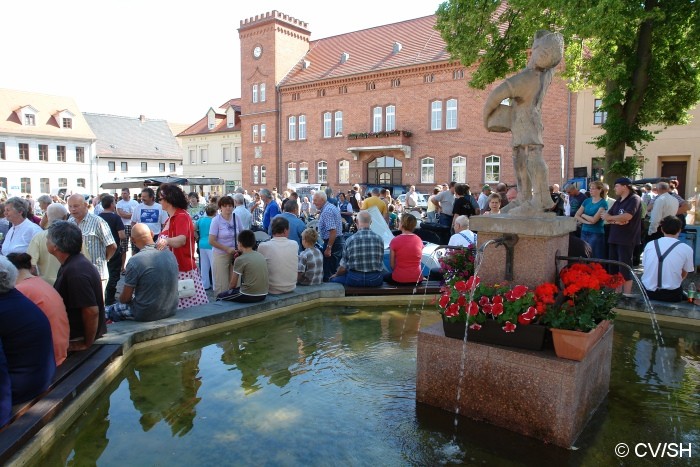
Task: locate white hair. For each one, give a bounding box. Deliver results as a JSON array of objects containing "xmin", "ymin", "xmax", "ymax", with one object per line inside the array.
[{"xmin": 0, "ymin": 256, "xmax": 18, "ymax": 294}]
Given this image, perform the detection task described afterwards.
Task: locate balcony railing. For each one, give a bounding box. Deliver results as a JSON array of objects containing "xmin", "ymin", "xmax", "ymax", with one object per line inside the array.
[{"xmin": 347, "ymin": 130, "xmax": 412, "ymax": 140}]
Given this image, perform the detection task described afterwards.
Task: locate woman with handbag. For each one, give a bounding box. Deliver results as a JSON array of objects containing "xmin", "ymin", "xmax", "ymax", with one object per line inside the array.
[
  {"xmin": 156, "ymin": 184, "xmax": 209, "ymax": 308},
  {"xmin": 208, "ymin": 196, "xmax": 243, "ymax": 295}
]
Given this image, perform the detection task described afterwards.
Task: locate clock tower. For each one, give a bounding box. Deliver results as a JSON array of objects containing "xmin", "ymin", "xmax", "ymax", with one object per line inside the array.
[{"xmin": 238, "ymin": 11, "xmax": 311, "ymax": 188}]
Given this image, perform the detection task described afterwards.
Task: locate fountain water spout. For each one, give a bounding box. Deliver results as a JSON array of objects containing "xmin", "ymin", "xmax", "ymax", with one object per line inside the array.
[{"xmin": 478, "ymin": 234, "xmax": 519, "ymax": 281}]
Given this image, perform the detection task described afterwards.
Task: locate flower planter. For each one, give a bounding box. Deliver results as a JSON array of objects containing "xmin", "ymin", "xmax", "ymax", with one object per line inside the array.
[
  {"xmin": 442, "ymin": 318, "xmax": 547, "ymax": 350},
  {"xmin": 550, "ymin": 320, "xmax": 611, "ymax": 361}
]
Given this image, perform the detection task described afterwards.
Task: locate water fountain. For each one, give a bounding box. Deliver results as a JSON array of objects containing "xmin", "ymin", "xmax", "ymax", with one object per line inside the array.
[{"xmin": 415, "ymin": 30, "xmax": 614, "ymax": 448}]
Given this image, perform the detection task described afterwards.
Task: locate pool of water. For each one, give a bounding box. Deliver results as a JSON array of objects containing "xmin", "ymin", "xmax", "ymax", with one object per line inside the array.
[{"xmin": 31, "ymin": 307, "xmax": 699, "ymax": 466}]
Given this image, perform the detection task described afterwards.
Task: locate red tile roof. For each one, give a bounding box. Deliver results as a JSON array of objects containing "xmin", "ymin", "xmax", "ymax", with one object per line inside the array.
[
  {"xmin": 280, "ymin": 15, "xmax": 450, "ymax": 86},
  {"xmin": 177, "ymin": 98, "xmax": 241, "ymax": 136}
]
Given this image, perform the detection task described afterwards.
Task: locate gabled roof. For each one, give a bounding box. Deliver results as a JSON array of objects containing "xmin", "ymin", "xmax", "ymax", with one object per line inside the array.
[
  {"xmin": 280, "ymin": 15, "xmax": 450, "ymax": 86},
  {"xmin": 0, "ymin": 88, "xmax": 95, "ymax": 139},
  {"xmin": 84, "ymin": 113, "xmax": 181, "ymax": 160},
  {"xmin": 178, "ymin": 98, "xmax": 242, "ymax": 137}
]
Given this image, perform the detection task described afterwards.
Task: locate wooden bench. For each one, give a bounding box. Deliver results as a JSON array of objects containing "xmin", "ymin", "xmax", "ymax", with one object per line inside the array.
[
  {"xmin": 0, "ymin": 344, "xmax": 122, "ymax": 464},
  {"xmin": 344, "ymin": 280, "xmax": 442, "ymax": 296}
]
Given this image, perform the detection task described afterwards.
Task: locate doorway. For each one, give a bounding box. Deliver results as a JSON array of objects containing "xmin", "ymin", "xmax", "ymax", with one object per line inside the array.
[
  {"xmin": 661, "ymin": 160, "xmax": 687, "ymax": 198},
  {"xmin": 367, "ymin": 156, "xmax": 402, "ymax": 186}
]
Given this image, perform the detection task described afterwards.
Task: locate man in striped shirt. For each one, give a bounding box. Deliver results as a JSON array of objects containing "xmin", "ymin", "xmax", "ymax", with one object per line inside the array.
[
  {"xmin": 313, "ymin": 191, "xmax": 345, "ymax": 281},
  {"xmin": 67, "ymin": 194, "xmax": 116, "ymax": 287}
]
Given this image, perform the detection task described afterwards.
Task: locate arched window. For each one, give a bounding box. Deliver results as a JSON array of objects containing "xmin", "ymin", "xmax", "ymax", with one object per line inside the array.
[
  {"xmin": 288, "ymin": 162, "xmax": 297, "ymax": 184},
  {"xmin": 317, "ymin": 161, "xmax": 327, "ymax": 183},
  {"xmin": 421, "ymin": 157, "xmax": 435, "ymax": 184},
  {"xmin": 338, "ymin": 160, "xmax": 349, "ymax": 184},
  {"xmin": 298, "ymin": 115, "xmax": 307, "ymax": 140},
  {"xmin": 299, "ymin": 162, "xmax": 309, "ymax": 183},
  {"xmin": 485, "ymin": 155, "xmax": 500, "ymax": 183},
  {"xmin": 446, "ymin": 99, "xmax": 458, "ymax": 130},
  {"xmin": 452, "ymin": 156, "xmax": 466, "ymax": 183}
]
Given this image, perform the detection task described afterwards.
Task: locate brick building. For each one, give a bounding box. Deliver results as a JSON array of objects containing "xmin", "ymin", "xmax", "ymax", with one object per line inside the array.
[{"xmin": 238, "ymin": 11, "xmax": 576, "ymax": 194}]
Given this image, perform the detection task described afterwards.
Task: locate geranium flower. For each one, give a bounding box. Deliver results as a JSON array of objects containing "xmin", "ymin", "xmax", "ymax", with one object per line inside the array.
[
  {"xmin": 446, "ymin": 303, "xmax": 459, "ymax": 317},
  {"xmin": 481, "ymin": 303, "xmax": 493, "ymax": 314},
  {"xmin": 502, "ymin": 321, "xmax": 516, "ymax": 332},
  {"xmin": 457, "ymin": 294, "xmax": 467, "ymax": 306},
  {"xmin": 467, "ymin": 301, "xmax": 480, "ymax": 316},
  {"xmin": 469, "ymin": 323, "xmax": 482, "ymax": 330},
  {"xmin": 510, "ymin": 285, "xmax": 528, "ymax": 300},
  {"xmin": 491, "ymin": 302, "xmax": 504, "ymax": 317},
  {"xmin": 517, "ymin": 314, "xmax": 531, "ymax": 325},
  {"xmin": 479, "ymin": 295, "xmax": 490, "ymax": 306},
  {"xmin": 465, "ymin": 276, "xmax": 480, "ymax": 290},
  {"xmin": 492, "ymin": 295, "xmax": 503, "ymax": 304},
  {"xmin": 522, "ymin": 306, "xmax": 537, "ymax": 320},
  {"xmin": 454, "ymin": 280, "xmax": 468, "ymax": 292},
  {"xmin": 439, "ymin": 294, "xmax": 450, "ymax": 308}
]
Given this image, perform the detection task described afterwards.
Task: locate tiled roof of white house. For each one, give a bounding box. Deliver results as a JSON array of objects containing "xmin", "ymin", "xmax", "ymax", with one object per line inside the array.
[{"xmin": 84, "ymin": 113, "xmax": 182, "ymax": 160}]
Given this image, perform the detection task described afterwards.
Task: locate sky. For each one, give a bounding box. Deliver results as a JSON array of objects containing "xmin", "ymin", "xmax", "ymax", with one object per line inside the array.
[{"xmin": 2, "ymin": 0, "xmax": 442, "ymax": 124}]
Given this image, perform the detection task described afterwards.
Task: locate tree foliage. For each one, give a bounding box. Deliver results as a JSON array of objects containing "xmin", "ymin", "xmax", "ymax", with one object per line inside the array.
[{"xmin": 435, "ymin": 0, "xmax": 700, "ymax": 175}]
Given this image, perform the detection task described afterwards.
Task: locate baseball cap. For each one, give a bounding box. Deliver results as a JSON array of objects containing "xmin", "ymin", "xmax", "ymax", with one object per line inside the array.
[
  {"xmin": 482, "ymin": 185, "xmax": 491, "ymax": 191},
  {"xmin": 614, "ymin": 177, "xmax": 633, "ymax": 186}
]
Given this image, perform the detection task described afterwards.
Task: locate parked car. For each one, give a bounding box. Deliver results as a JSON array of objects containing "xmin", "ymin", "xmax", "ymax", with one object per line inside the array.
[{"xmin": 398, "ymin": 193, "xmax": 430, "ymax": 210}]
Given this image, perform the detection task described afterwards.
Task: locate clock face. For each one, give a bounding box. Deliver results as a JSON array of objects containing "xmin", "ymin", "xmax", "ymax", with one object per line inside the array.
[{"xmin": 253, "ymin": 45, "xmax": 262, "ymax": 59}]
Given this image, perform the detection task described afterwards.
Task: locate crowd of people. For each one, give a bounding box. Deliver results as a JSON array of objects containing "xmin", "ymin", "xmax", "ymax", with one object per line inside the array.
[{"xmin": 1, "ymin": 175, "xmax": 695, "ymax": 426}]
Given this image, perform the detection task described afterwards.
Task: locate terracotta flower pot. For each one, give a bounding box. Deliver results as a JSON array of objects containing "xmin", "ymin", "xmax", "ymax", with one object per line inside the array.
[{"xmin": 550, "ymin": 320, "xmax": 612, "ymax": 361}]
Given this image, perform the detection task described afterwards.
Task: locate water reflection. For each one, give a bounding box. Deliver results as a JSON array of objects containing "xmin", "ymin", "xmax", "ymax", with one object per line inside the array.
[
  {"xmin": 31, "ymin": 308, "xmax": 699, "ymax": 466},
  {"xmin": 127, "ymin": 349, "xmax": 202, "ymax": 436}
]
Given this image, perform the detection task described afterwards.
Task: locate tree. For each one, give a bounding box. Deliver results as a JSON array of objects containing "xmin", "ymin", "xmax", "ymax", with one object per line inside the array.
[{"xmin": 435, "ymin": 0, "xmax": 700, "ymax": 179}]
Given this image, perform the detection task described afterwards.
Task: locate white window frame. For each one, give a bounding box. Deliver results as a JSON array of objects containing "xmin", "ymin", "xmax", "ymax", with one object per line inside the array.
[
  {"xmin": 485, "ymin": 155, "xmax": 500, "ymax": 183},
  {"xmin": 338, "ymin": 160, "xmax": 349, "ymax": 184},
  {"xmin": 252, "ymin": 124, "xmax": 259, "ymax": 143},
  {"xmin": 260, "ymin": 83, "xmax": 266, "ymax": 102},
  {"xmin": 260, "ymin": 124, "xmax": 266, "ymax": 143},
  {"xmin": 372, "ymin": 107, "xmax": 382, "ymax": 132},
  {"xmin": 386, "ymin": 105, "xmax": 396, "ymax": 132},
  {"xmin": 299, "ymin": 162, "xmax": 309, "ymax": 183},
  {"xmin": 431, "ymin": 101, "xmax": 442, "ymax": 131},
  {"xmin": 446, "ymin": 99, "xmax": 458, "ymax": 130},
  {"xmin": 108, "ymin": 161, "xmax": 115, "ymax": 172},
  {"xmin": 288, "ymin": 162, "xmax": 297, "ymax": 184},
  {"xmin": 252, "ymin": 84, "xmax": 258, "ymax": 103},
  {"xmin": 334, "ymin": 111, "xmax": 343, "ymax": 136},
  {"xmin": 317, "ymin": 160, "xmax": 327, "ymax": 183},
  {"xmin": 298, "ymin": 115, "xmax": 307, "ymax": 140},
  {"xmin": 253, "ymin": 165, "xmax": 259, "ymax": 184},
  {"xmin": 323, "ymin": 112, "xmax": 332, "ymax": 138},
  {"xmin": 594, "ymin": 98, "xmax": 607, "ymax": 125},
  {"xmin": 260, "ymin": 165, "xmax": 267, "ymax": 184},
  {"xmin": 159, "ymin": 162, "xmax": 166, "ymax": 172},
  {"xmin": 421, "ymin": 157, "xmax": 435, "ymax": 184},
  {"xmin": 451, "ymin": 156, "xmax": 466, "ymax": 183},
  {"xmin": 200, "ymin": 148, "xmax": 208, "ymax": 164},
  {"xmin": 288, "ymin": 116, "xmax": 296, "ymax": 141}
]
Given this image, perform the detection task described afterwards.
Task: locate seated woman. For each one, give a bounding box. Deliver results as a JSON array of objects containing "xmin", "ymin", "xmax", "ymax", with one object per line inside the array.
[
  {"xmin": 385, "ymin": 213, "xmax": 424, "ymax": 285},
  {"xmin": 0, "ymin": 256, "xmax": 55, "ymax": 406},
  {"xmin": 6, "ymin": 253, "xmax": 69, "ymax": 366},
  {"xmin": 217, "ymin": 230, "xmax": 269, "ymax": 303}
]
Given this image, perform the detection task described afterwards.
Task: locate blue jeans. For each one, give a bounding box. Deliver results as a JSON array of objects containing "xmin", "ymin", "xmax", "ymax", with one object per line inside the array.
[
  {"xmin": 581, "ymin": 230, "xmax": 606, "ymax": 260},
  {"xmin": 330, "ymin": 270, "xmax": 384, "ymax": 287},
  {"xmin": 438, "ymin": 213, "xmax": 453, "ymax": 227},
  {"xmin": 322, "ymin": 236, "xmax": 345, "ymax": 282}
]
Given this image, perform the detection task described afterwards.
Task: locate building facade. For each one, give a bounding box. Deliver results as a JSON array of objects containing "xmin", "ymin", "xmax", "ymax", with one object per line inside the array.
[
  {"xmin": 177, "ymin": 100, "xmax": 242, "ymax": 196},
  {"xmin": 574, "ymin": 89, "xmax": 700, "ymax": 199},
  {"xmin": 84, "ymin": 113, "xmax": 183, "ymax": 193},
  {"xmin": 0, "ymin": 88, "xmax": 96, "ymax": 197},
  {"xmin": 237, "ymin": 12, "xmax": 576, "ymax": 194}
]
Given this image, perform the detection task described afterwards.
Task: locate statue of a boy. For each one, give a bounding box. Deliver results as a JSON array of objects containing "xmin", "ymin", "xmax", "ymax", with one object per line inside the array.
[{"xmin": 483, "ymin": 30, "xmax": 564, "ymax": 215}]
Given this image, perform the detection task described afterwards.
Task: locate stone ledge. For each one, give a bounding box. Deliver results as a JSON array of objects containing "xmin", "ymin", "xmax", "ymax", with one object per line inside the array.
[{"xmin": 470, "ymin": 215, "xmax": 576, "ymax": 237}]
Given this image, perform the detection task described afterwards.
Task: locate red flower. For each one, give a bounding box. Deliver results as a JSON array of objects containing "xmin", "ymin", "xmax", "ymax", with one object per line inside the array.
[
  {"xmin": 510, "ymin": 285, "xmax": 528, "ymax": 299},
  {"xmin": 482, "ymin": 303, "xmax": 493, "ymax": 314},
  {"xmin": 469, "ymin": 323, "xmax": 482, "ymax": 330},
  {"xmin": 492, "ymin": 295, "xmax": 503, "ymax": 304},
  {"xmin": 454, "ymin": 280, "xmax": 468, "ymax": 292},
  {"xmin": 518, "ymin": 314, "xmax": 531, "ymax": 325},
  {"xmin": 491, "ymin": 302, "xmax": 504, "ymax": 317},
  {"xmin": 439, "ymin": 294, "xmax": 450, "ymax": 308},
  {"xmin": 522, "ymin": 306, "xmax": 537, "ymax": 320},
  {"xmin": 479, "ymin": 295, "xmax": 491, "ymax": 306},
  {"xmin": 467, "ymin": 301, "xmax": 480, "ymax": 316},
  {"xmin": 465, "ymin": 276, "xmax": 481, "ymax": 290},
  {"xmin": 502, "ymin": 321, "xmax": 516, "ymax": 333},
  {"xmin": 446, "ymin": 303, "xmax": 459, "ymax": 317},
  {"xmin": 457, "ymin": 294, "xmax": 467, "ymax": 306}
]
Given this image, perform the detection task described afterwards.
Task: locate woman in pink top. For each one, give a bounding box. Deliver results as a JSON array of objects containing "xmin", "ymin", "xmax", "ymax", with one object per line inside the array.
[
  {"xmin": 385, "ymin": 213, "xmax": 424, "ymax": 285},
  {"xmin": 7, "ymin": 253, "xmax": 69, "ymax": 366}
]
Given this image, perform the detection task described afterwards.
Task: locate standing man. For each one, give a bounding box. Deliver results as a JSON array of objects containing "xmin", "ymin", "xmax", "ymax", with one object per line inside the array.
[
  {"xmin": 647, "ymin": 182, "xmax": 679, "ymax": 242},
  {"xmin": 565, "ymin": 183, "xmax": 587, "ymax": 218},
  {"xmin": 233, "ymin": 194, "xmax": 252, "ymax": 230},
  {"xmin": 116, "ymin": 188, "xmax": 138, "ymax": 271},
  {"xmin": 49, "ymin": 221, "xmax": 106, "ymax": 351},
  {"xmin": 260, "ymin": 188, "xmax": 281, "ymax": 233},
  {"xmin": 67, "ymin": 194, "xmax": 117, "ymax": 287},
  {"xmin": 273, "ymin": 199, "xmax": 306, "ymax": 251},
  {"xmin": 432, "ymin": 181, "xmax": 456, "ymax": 227},
  {"xmin": 130, "ymin": 187, "xmax": 168, "ymax": 247},
  {"xmin": 313, "ymin": 191, "xmax": 345, "ymax": 281},
  {"xmin": 405, "ymin": 185, "xmax": 419, "ymax": 211},
  {"xmin": 98, "ymin": 195, "xmax": 126, "ymax": 306},
  {"xmin": 477, "ymin": 185, "xmax": 491, "ymax": 211},
  {"xmin": 601, "ymin": 177, "xmax": 642, "ymax": 295},
  {"xmin": 349, "ymin": 184, "xmax": 362, "ymax": 212}
]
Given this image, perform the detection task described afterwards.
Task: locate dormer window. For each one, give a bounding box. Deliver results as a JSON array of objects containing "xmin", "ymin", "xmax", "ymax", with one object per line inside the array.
[
  {"xmin": 25, "ymin": 114, "xmax": 36, "ymax": 126},
  {"xmin": 54, "ymin": 109, "xmax": 75, "ymax": 129},
  {"xmin": 17, "ymin": 105, "xmax": 39, "ymax": 127},
  {"xmin": 62, "ymin": 118, "xmax": 72, "ymax": 129},
  {"xmin": 207, "ymin": 108, "xmax": 216, "ymax": 130},
  {"xmin": 226, "ymin": 107, "xmax": 236, "ymax": 128}
]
